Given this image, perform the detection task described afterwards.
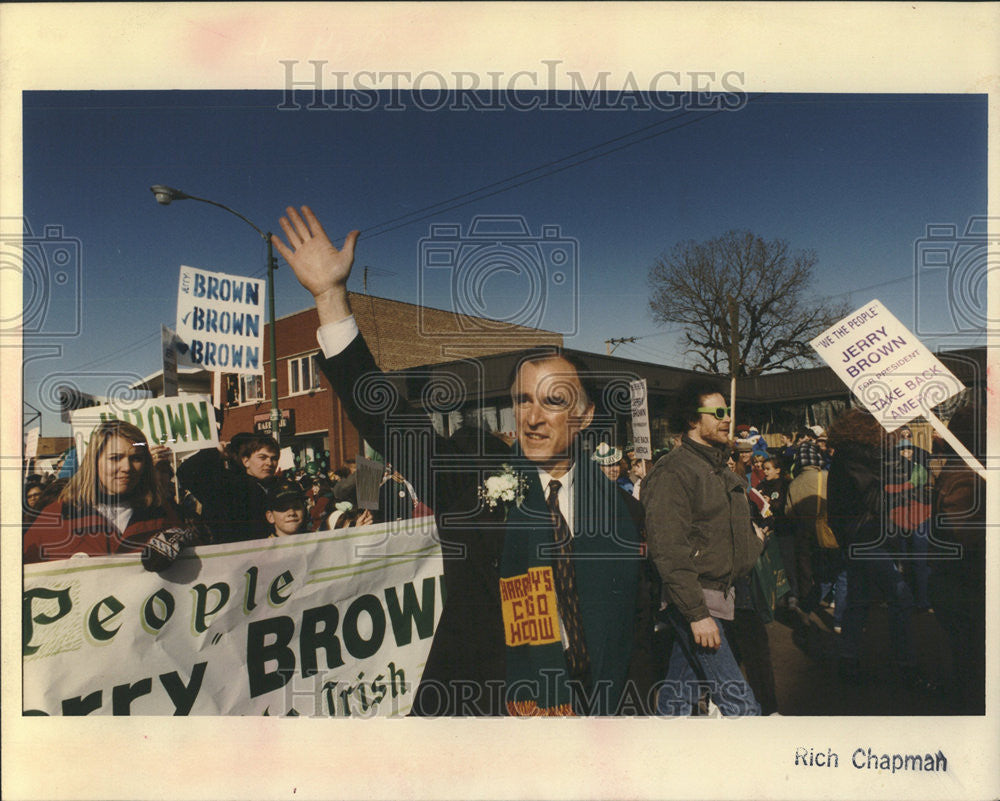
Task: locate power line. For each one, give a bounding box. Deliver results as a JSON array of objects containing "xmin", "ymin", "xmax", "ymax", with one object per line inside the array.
[
  {"xmin": 245, "ymin": 105, "xmax": 759, "ymax": 279},
  {"xmin": 358, "ymin": 100, "xmax": 763, "ymax": 242},
  {"xmin": 825, "ymin": 273, "xmax": 913, "ymax": 300},
  {"xmin": 70, "ymin": 331, "xmax": 159, "ymax": 372},
  {"xmin": 59, "ymin": 97, "xmax": 756, "ymax": 378},
  {"xmin": 235, "ymin": 105, "xmax": 764, "ymax": 281},
  {"xmin": 359, "ymin": 100, "xmax": 762, "ymax": 240},
  {"xmin": 618, "ymin": 339, "xmax": 689, "ymax": 363},
  {"xmin": 629, "ymin": 325, "xmax": 687, "ymax": 340}
]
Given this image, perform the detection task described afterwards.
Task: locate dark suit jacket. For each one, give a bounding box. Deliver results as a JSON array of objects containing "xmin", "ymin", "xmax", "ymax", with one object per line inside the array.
[
  {"xmin": 320, "ymin": 333, "xmax": 644, "ymax": 715},
  {"xmin": 320, "ymin": 333, "xmax": 510, "ymax": 715}
]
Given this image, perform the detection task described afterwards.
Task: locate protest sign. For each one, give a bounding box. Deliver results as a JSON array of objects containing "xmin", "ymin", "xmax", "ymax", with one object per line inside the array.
[
  {"xmin": 161, "ymin": 324, "xmax": 180, "ymax": 397},
  {"xmin": 69, "ymin": 394, "xmax": 219, "ymax": 456},
  {"xmin": 811, "ymin": 299, "xmax": 985, "ymax": 479},
  {"xmin": 23, "ymin": 518, "xmax": 443, "ymax": 716},
  {"xmin": 176, "ymin": 265, "xmax": 265, "ymax": 375},
  {"xmin": 58, "ymin": 386, "xmax": 101, "ymax": 424},
  {"xmin": 24, "ymin": 426, "xmax": 40, "ymax": 462},
  {"xmin": 629, "ymin": 378, "xmax": 652, "ymax": 460}
]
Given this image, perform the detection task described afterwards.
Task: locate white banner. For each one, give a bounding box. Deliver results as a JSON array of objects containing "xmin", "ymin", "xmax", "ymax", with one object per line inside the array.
[
  {"xmin": 69, "ymin": 394, "xmax": 219, "ymax": 455},
  {"xmin": 810, "ymin": 299, "xmax": 965, "ymax": 432},
  {"xmin": 23, "ymin": 519, "xmax": 443, "ymax": 716},
  {"xmin": 629, "ymin": 379, "xmax": 652, "ymax": 460},
  {"xmin": 176, "ymin": 265, "xmax": 266, "ymax": 375}
]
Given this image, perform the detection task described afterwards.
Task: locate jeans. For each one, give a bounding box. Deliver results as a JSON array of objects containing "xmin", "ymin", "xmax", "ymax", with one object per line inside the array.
[
  {"xmin": 900, "ymin": 521, "xmax": 931, "ymax": 608},
  {"xmin": 840, "ymin": 553, "xmax": 915, "ymax": 666},
  {"xmin": 726, "ymin": 610, "xmax": 778, "ymax": 715},
  {"xmin": 819, "ymin": 568, "xmax": 848, "ymax": 626},
  {"xmin": 657, "ymin": 615, "xmax": 761, "ymax": 717}
]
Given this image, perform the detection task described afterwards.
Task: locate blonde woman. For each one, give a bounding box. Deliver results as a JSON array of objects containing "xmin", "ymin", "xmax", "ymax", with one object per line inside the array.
[{"xmin": 24, "ymin": 420, "xmax": 186, "ymax": 566}]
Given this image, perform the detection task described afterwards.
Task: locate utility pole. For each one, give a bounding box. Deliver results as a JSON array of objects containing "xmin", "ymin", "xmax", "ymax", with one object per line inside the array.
[
  {"xmin": 728, "ymin": 294, "xmax": 740, "ymax": 439},
  {"xmin": 605, "ymin": 336, "xmax": 637, "ymax": 355}
]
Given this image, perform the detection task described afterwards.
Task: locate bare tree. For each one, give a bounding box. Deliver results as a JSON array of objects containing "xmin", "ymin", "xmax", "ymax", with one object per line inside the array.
[{"xmin": 647, "ymin": 230, "xmax": 849, "ymax": 376}]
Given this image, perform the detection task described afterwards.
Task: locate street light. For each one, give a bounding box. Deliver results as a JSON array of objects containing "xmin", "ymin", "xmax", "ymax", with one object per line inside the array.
[{"xmin": 150, "ymin": 185, "xmax": 282, "ymax": 445}]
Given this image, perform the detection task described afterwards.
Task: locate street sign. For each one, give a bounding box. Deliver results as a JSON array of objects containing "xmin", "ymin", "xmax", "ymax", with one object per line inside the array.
[{"xmin": 253, "ymin": 408, "xmax": 295, "ymax": 436}]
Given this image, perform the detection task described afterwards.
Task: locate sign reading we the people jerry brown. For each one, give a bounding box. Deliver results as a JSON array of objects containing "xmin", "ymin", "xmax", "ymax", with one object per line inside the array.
[{"xmin": 810, "ymin": 299, "xmax": 965, "ymax": 433}]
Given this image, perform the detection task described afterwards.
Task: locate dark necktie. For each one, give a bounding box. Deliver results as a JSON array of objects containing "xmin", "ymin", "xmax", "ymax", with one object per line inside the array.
[{"xmin": 546, "ymin": 479, "xmax": 590, "ymax": 687}]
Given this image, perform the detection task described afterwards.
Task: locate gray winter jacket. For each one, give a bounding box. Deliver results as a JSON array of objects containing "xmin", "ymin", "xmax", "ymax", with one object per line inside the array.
[{"xmin": 641, "ymin": 435, "xmax": 763, "ymax": 622}]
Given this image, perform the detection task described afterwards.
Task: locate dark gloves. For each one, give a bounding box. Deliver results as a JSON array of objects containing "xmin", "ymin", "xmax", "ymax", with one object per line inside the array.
[{"xmin": 141, "ymin": 525, "xmax": 203, "ymax": 572}]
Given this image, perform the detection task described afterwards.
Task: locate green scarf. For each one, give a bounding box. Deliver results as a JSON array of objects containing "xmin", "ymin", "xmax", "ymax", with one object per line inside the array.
[{"xmin": 499, "ymin": 449, "xmax": 641, "ymax": 715}]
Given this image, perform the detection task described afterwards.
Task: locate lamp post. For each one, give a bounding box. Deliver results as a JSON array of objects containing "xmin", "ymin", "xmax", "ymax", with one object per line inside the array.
[{"xmin": 150, "ymin": 185, "xmax": 282, "ymax": 445}]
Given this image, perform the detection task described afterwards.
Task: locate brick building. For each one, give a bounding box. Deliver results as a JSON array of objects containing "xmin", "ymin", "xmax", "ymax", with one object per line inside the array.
[
  {"xmin": 130, "ymin": 291, "xmax": 986, "ymax": 472},
  {"xmin": 218, "ymin": 293, "xmax": 563, "ymax": 473},
  {"xmin": 383, "ymin": 346, "xmax": 988, "ymax": 454}
]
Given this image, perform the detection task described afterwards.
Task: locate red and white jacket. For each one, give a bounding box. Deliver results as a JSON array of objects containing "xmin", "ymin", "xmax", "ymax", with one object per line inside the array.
[{"xmin": 24, "ymin": 500, "xmax": 181, "ymax": 564}]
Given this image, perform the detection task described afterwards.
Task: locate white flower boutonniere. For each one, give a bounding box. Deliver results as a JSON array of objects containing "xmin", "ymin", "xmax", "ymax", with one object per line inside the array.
[{"xmin": 479, "ymin": 463, "xmax": 528, "ymax": 515}]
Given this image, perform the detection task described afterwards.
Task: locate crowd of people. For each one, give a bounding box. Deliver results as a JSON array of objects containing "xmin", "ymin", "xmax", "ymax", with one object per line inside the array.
[
  {"xmin": 21, "ymin": 204, "xmax": 986, "ymax": 717},
  {"xmin": 22, "ymin": 428, "xmax": 423, "ymax": 567}
]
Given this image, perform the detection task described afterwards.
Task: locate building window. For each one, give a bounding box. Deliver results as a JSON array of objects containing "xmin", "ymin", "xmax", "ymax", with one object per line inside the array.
[
  {"xmin": 239, "ymin": 374, "xmax": 264, "ymax": 404},
  {"xmin": 288, "ymin": 353, "xmax": 322, "ymax": 395}
]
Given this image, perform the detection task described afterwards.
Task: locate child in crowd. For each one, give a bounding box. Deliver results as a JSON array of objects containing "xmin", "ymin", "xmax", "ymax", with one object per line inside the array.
[{"xmin": 265, "ymin": 482, "xmax": 308, "ymax": 538}]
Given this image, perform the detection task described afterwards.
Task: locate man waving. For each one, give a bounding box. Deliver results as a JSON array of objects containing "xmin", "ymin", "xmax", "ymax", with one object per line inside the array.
[{"xmin": 273, "ymin": 206, "xmax": 641, "ymax": 715}]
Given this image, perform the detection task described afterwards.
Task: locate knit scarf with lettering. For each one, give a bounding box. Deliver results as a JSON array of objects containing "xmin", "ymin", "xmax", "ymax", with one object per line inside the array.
[{"xmin": 499, "ymin": 448, "xmax": 641, "ymax": 716}]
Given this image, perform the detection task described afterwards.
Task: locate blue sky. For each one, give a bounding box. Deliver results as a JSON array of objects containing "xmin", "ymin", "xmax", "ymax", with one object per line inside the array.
[{"xmin": 22, "ymin": 90, "xmax": 987, "ymax": 434}]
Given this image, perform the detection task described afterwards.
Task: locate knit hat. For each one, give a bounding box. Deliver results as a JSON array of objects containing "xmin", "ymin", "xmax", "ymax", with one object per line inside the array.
[
  {"xmin": 592, "ymin": 442, "xmax": 623, "ymax": 466},
  {"xmin": 326, "ymin": 501, "xmax": 354, "ymax": 529}
]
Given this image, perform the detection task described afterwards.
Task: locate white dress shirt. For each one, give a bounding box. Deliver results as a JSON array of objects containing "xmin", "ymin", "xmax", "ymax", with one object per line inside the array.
[
  {"xmin": 535, "ymin": 463, "xmax": 575, "ymax": 537},
  {"xmin": 316, "ymin": 316, "xmax": 360, "ymax": 359}
]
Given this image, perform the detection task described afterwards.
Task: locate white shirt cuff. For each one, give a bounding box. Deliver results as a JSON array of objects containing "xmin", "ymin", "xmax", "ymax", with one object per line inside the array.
[{"xmin": 316, "ymin": 316, "xmax": 360, "ymax": 358}]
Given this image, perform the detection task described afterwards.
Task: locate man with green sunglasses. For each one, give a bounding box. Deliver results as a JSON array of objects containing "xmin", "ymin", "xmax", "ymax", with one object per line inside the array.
[
  {"xmin": 642, "ymin": 377, "xmax": 765, "ymax": 716},
  {"xmin": 697, "ymin": 404, "xmax": 732, "ymax": 421}
]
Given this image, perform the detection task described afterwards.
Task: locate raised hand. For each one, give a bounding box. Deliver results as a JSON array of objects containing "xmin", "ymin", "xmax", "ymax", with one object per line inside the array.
[
  {"xmin": 272, "ymin": 206, "xmax": 360, "ymax": 324},
  {"xmin": 150, "ymin": 444, "xmax": 173, "ymax": 468}
]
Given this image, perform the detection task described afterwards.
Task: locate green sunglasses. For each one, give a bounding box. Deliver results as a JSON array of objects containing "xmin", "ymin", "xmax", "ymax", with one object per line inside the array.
[{"xmin": 697, "ymin": 406, "xmax": 732, "ymax": 420}]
